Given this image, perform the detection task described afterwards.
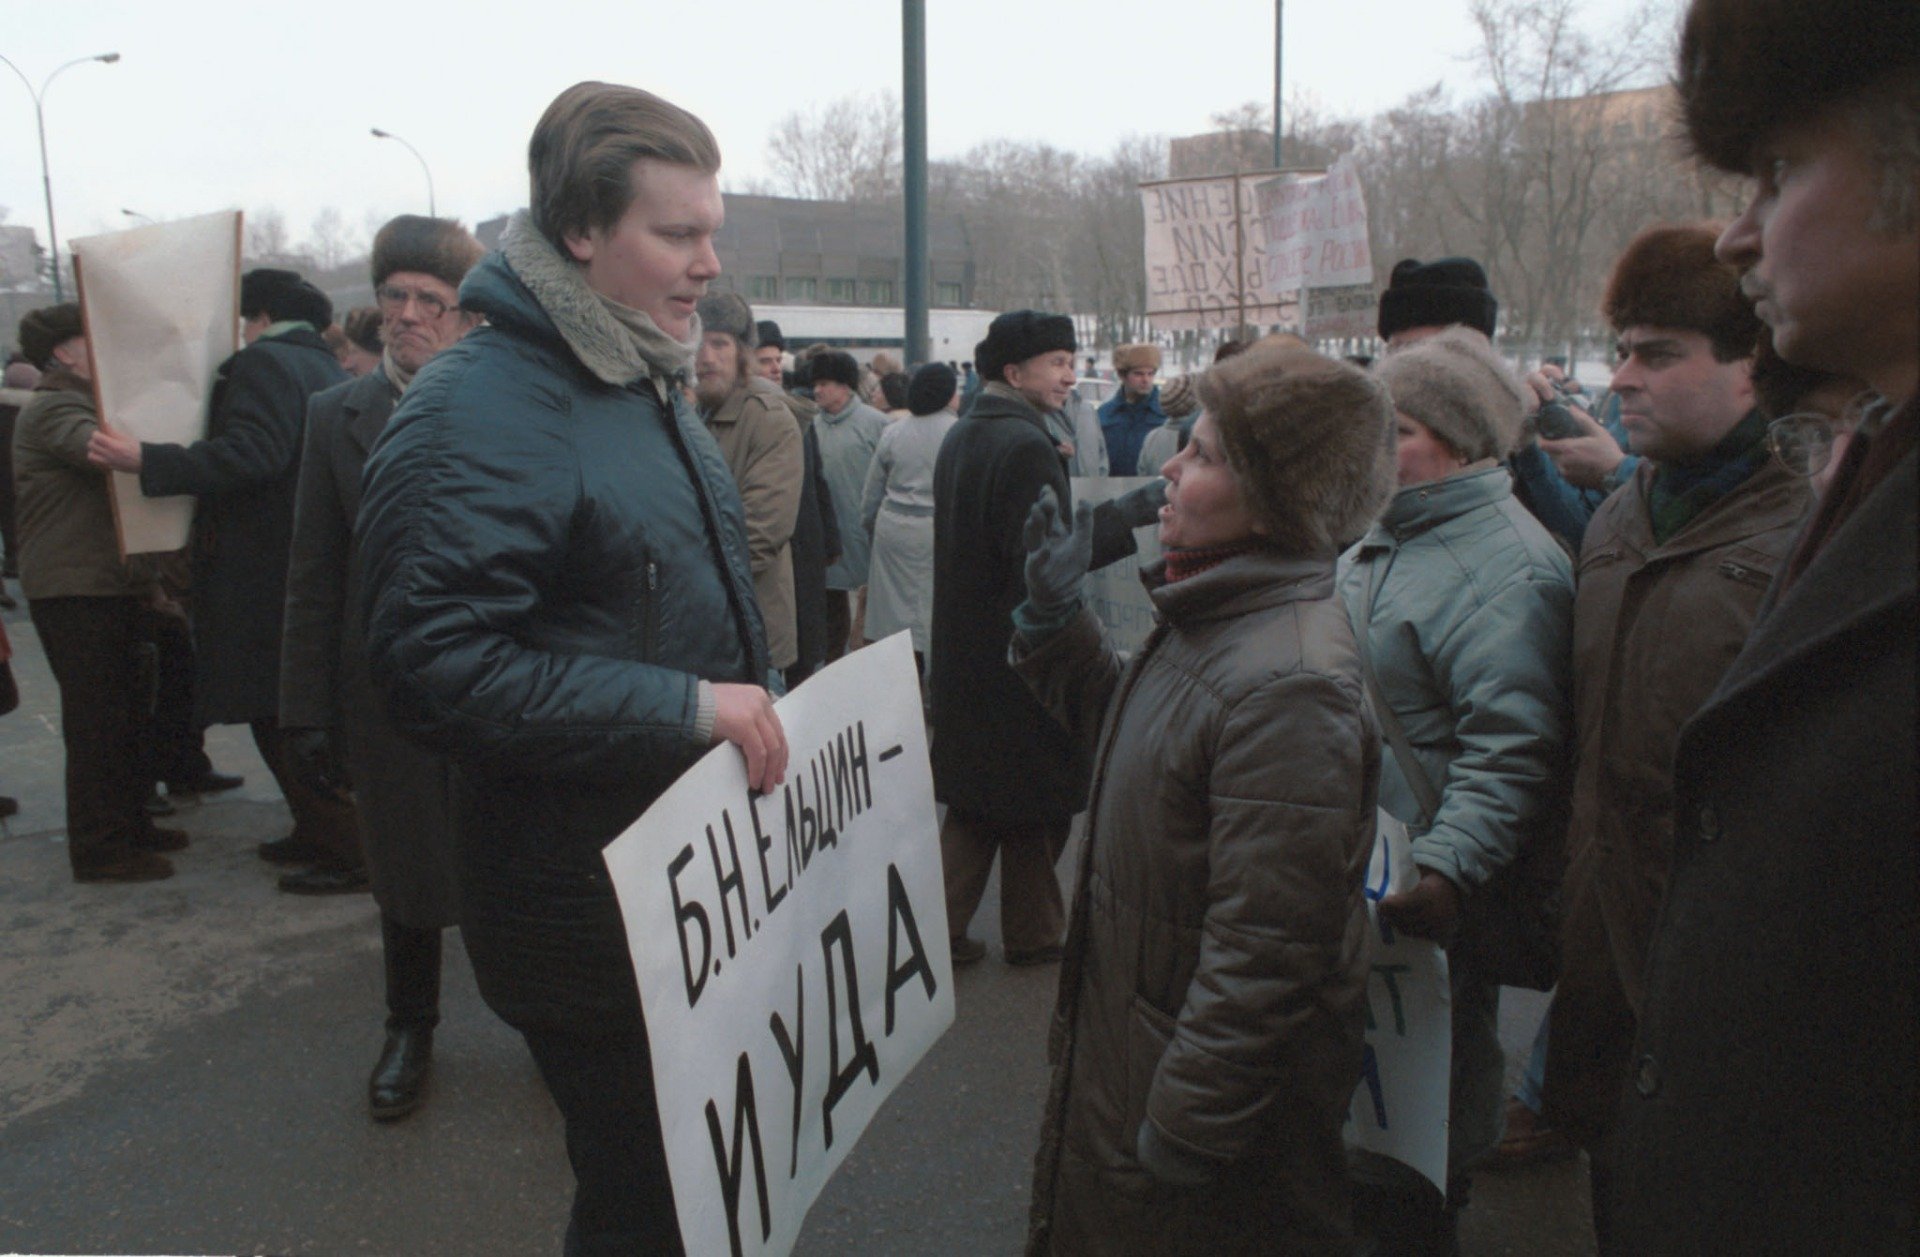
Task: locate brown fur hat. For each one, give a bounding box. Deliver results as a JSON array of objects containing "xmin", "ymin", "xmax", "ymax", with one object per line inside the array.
[
  {"xmin": 1374, "ymin": 327, "xmax": 1531, "ymax": 462},
  {"xmin": 1604, "ymin": 223, "xmax": 1762, "ymax": 361},
  {"xmin": 696, "ymin": 291, "xmax": 756, "ymax": 347},
  {"xmin": 1113, "ymin": 342, "xmax": 1161, "ymax": 373},
  {"xmin": 1198, "ymin": 337, "xmax": 1395, "ymax": 554},
  {"xmin": 371, "ymin": 215, "xmax": 485, "ymax": 293},
  {"xmin": 1678, "ymin": 0, "xmax": 1920, "ymax": 174}
]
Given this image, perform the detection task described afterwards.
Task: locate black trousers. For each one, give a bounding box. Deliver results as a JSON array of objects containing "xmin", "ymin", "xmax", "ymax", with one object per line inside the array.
[
  {"xmin": 823, "ymin": 588, "xmax": 852, "ymax": 664},
  {"xmin": 28, "ymin": 595, "xmax": 153, "ymax": 868},
  {"xmin": 520, "ymin": 1017, "xmax": 685, "ymax": 1256},
  {"xmin": 140, "ymin": 609, "xmax": 213, "ymax": 787},
  {"xmin": 382, "ymin": 914, "xmax": 442, "ymax": 1031},
  {"xmin": 250, "ymin": 721, "xmax": 363, "ymax": 868}
]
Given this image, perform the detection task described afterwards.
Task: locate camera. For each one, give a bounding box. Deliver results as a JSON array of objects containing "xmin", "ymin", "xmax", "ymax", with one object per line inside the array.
[{"xmin": 1533, "ymin": 378, "xmax": 1586, "ymax": 441}]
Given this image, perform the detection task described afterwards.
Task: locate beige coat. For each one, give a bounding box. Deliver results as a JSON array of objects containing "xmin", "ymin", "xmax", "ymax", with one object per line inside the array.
[
  {"xmin": 1016, "ymin": 551, "xmax": 1378, "ymax": 1256},
  {"xmin": 11, "ymin": 372, "xmax": 149, "ymax": 600},
  {"xmin": 704, "ymin": 377, "xmax": 804, "ymax": 670},
  {"xmin": 1546, "ymin": 455, "xmax": 1809, "ymax": 1136}
]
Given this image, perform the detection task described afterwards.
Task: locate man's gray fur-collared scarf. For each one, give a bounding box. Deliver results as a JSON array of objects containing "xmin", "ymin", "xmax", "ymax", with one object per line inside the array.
[{"xmin": 499, "ymin": 210, "xmax": 699, "ymax": 393}]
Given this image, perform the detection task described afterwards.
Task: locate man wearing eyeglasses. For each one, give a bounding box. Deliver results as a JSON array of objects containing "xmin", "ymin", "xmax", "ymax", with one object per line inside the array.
[
  {"xmin": 1539, "ymin": 222, "xmax": 1811, "ymax": 1246},
  {"xmin": 89, "ymin": 267, "xmax": 355, "ymax": 880},
  {"xmin": 276, "ymin": 216, "xmax": 483, "ymax": 1122}
]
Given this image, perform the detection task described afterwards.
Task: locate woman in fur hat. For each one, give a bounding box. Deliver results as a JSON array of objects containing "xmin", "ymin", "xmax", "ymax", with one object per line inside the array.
[
  {"xmin": 1014, "ymin": 337, "xmax": 1393, "ymax": 1255},
  {"xmin": 1338, "ymin": 326, "xmax": 1574, "ymax": 1252}
]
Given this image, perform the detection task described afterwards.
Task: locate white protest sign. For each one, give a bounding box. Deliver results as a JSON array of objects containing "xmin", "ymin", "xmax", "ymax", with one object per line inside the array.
[
  {"xmin": 1255, "ymin": 155, "xmax": 1374, "ymax": 294},
  {"xmin": 70, "ymin": 211, "xmax": 240, "ymax": 555},
  {"xmin": 604, "ymin": 631, "xmax": 954, "ymax": 1257},
  {"xmin": 1072, "ymin": 476, "xmax": 1161, "ymax": 655},
  {"xmin": 1346, "ymin": 815, "xmax": 1452, "ymax": 1193},
  {"xmin": 1140, "ymin": 172, "xmax": 1301, "ymax": 332}
]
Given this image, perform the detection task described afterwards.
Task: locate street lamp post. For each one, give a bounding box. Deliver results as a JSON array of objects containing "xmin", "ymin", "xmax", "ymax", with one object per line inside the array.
[
  {"xmin": 0, "ymin": 50, "xmax": 121, "ymax": 302},
  {"xmin": 371, "ymin": 128, "xmax": 436, "ymax": 217},
  {"xmin": 122, "ymin": 208, "xmax": 154, "ymax": 225}
]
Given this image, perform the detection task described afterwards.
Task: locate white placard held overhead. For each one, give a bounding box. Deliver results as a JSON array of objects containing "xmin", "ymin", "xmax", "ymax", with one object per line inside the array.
[
  {"xmin": 604, "ymin": 632, "xmax": 954, "ymax": 1257},
  {"xmin": 70, "ymin": 210, "xmax": 240, "ymax": 555}
]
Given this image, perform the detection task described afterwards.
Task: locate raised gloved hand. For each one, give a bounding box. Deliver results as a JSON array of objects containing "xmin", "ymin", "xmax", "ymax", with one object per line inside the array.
[
  {"xmin": 1022, "ymin": 485, "xmax": 1094, "ymax": 618},
  {"xmin": 1107, "ymin": 478, "xmax": 1168, "ymax": 529},
  {"xmin": 284, "ymin": 726, "xmax": 350, "ymax": 798}
]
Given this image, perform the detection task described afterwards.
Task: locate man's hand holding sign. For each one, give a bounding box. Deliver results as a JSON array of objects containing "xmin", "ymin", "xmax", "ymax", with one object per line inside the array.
[{"xmin": 604, "ymin": 631, "xmax": 953, "ymax": 1257}]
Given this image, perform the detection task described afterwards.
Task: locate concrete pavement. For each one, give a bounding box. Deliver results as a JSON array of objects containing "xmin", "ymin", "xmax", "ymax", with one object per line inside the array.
[{"xmin": 0, "ymin": 585, "xmax": 1595, "ymax": 1255}]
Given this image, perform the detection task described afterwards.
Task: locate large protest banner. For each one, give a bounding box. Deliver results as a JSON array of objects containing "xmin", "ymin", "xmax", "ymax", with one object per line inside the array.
[
  {"xmin": 1140, "ymin": 172, "xmax": 1300, "ymax": 332},
  {"xmin": 1256, "ymin": 155, "xmax": 1378, "ymax": 341},
  {"xmin": 1073, "ymin": 476, "xmax": 1162, "ymax": 654},
  {"xmin": 1346, "ymin": 816, "xmax": 1452, "ymax": 1193},
  {"xmin": 604, "ymin": 631, "xmax": 953, "ymax": 1256},
  {"xmin": 70, "ymin": 211, "xmax": 240, "ymax": 555}
]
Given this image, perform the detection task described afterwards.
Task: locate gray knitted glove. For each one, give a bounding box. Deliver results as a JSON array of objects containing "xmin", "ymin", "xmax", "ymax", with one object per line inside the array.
[
  {"xmin": 1107, "ymin": 478, "xmax": 1168, "ymax": 529},
  {"xmin": 1022, "ymin": 485, "xmax": 1094, "ymax": 618}
]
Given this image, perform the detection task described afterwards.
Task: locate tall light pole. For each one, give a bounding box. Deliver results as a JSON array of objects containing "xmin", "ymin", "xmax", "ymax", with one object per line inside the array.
[
  {"xmin": 371, "ymin": 127, "xmax": 436, "ymax": 216},
  {"xmin": 1273, "ymin": 0, "xmax": 1285, "ymax": 168},
  {"xmin": 0, "ymin": 50, "xmax": 122, "ymax": 301},
  {"xmin": 122, "ymin": 208, "xmax": 154, "ymax": 225},
  {"xmin": 901, "ymin": 0, "xmax": 929, "ymax": 367}
]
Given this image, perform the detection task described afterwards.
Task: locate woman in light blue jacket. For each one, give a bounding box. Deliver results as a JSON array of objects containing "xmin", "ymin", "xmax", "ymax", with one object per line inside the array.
[{"xmin": 1338, "ymin": 327, "xmax": 1574, "ymax": 1253}]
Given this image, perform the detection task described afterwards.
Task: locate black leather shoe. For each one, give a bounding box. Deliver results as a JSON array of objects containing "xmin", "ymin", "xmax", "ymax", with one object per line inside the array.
[
  {"xmin": 258, "ymin": 834, "xmax": 329, "ymax": 865},
  {"xmin": 278, "ymin": 864, "xmax": 371, "ymax": 895},
  {"xmin": 368, "ymin": 1027, "xmax": 433, "ymax": 1121},
  {"xmin": 165, "ymin": 771, "xmax": 244, "ymax": 796},
  {"xmin": 0, "ymin": 795, "xmax": 18, "ymax": 819}
]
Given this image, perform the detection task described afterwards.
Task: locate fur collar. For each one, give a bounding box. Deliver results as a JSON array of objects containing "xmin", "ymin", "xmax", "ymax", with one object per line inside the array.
[{"xmin": 499, "ymin": 211, "xmax": 697, "ymax": 388}]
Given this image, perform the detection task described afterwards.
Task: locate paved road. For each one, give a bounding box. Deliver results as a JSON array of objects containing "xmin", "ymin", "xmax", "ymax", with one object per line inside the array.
[{"xmin": 0, "ymin": 589, "xmax": 1595, "ymax": 1255}]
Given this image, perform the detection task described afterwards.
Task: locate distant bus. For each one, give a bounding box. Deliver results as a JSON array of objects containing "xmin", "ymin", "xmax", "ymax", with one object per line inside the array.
[{"xmin": 756, "ymin": 305, "xmax": 998, "ymax": 367}]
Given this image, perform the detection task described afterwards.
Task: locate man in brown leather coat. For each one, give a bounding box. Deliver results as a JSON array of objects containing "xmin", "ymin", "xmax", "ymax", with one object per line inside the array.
[{"xmin": 1543, "ymin": 224, "xmax": 1810, "ymax": 1242}]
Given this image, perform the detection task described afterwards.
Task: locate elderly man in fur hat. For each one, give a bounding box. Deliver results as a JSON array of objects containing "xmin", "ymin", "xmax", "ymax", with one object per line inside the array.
[
  {"xmin": 931, "ymin": 310, "xmax": 1162, "ymax": 966},
  {"xmin": 1096, "ymin": 342, "xmax": 1165, "ymax": 476},
  {"xmin": 277, "ymin": 216, "xmax": 484, "ymax": 1119},
  {"xmin": 1608, "ymin": 3, "xmax": 1918, "ymax": 1251},
  {"xmin": 693, "ymin": 292, "xmax": 804, "ymax": 682},
  {"xmin": 89, "ymin": 267, "xmax": 354, "ymax": 878},
  {"xmin": 1538, "ymin": 223, "xmax": 1811, "ymax": 1247}
]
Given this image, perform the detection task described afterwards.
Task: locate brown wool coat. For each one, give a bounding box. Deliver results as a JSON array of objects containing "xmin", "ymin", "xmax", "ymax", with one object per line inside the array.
[
  {"xmin": 703, "ymin": 376, "xmax": 803, "ymax": 670},
  {"xmin": 10, "ymin": 374, "xmax": 150, "ymax": 600},
  {"xmin": 1545, "ymin": 454, "xmax": 1809, "ymax": 1137},
  {"xmin": 1015, "ymin": 551, "xmax": 1378, "ymax": 1257}
]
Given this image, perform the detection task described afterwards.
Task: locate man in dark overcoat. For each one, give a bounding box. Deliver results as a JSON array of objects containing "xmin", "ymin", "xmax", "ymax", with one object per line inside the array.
[
  {"xmin": 89, "ymin": 267, "xmax": 356, "ymax": 873},
  {"xmin": 930, "ymin": 310, "xmax": 1158, "ymax": 965},
  {"xmin": 278, "ymin": 216, "xmax": 483, "ymax": 1116},
  {"xmin": 1609, "ymin": 3, "xmax": 1918, "ymax": 1252}
]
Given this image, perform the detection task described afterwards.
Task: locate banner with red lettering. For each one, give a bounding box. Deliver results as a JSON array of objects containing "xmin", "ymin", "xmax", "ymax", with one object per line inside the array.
[{"xmin": 603, "ymin": 631, "xmax": 953, "ymax": 1256}]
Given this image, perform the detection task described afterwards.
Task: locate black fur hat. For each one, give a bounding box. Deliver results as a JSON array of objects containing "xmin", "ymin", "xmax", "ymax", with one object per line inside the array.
[
  {"xmin": 1678, "ymin": 0, "xmax": 1920, "ymax": 174},
  {"xmin": 809, "ymin": 349, "xmax": 860, "ymax": 390},
  {"xmin": 17, "ymin": 303, "xmax": 84, "ymax": 370},
  {"xmin": 756, "ymin": 320, "xmax": 785, "ymax": 351},
  {"xmin": 907, "ymin": 362, "xmax": 957, "ymax": 415},
  {"xmin": 241, "ymin": 267, "xmax": 333, "ymax": 328},
  {"xmin": 371, "ymin": 215, "xmax": 484, "ymax": 292},
  {"xmin": 1377, "ymin": 257, "xmax": 1499, "ymax": 341},
  {"xmin": 1604, "ymin": 223, "xmax": 1762, "ymax": 361},
  {"xmin": 974, "ymin": 309, "xmax": 1075, "ymax": 384}
]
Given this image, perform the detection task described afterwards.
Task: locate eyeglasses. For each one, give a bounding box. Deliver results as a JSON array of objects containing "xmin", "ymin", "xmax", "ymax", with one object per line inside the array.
[
  {"xmin": 1765, "ymin": 412, "xmax": 1837, "ymax": 477},
  {"xmin": 376, "ymin": 284, "xmax": 456, "ymax": 320}
]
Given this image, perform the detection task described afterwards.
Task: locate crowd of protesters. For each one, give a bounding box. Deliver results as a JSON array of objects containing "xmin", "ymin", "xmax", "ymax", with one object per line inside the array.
[{"xmin": 0, "ymin": 0, "xmax": 1912, "ymax": 1251}]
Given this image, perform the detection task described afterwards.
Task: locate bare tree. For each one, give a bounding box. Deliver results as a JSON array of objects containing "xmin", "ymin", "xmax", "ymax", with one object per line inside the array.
[
  {"xmin": 245, "ymin": 207, "xmax": 292, "ymax": 261},
  {"xmin": 765, "ymin": 92, "xmax": 903, "ymax": 201},
  {"xmin": 307, "ymin": 206, "xmax": 361, "ymax": 272}
]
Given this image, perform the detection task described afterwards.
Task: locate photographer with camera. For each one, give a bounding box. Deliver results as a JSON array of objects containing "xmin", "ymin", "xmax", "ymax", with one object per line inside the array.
[{"xmin": 1509, "ymin": 361, "xmax": 1637, "ymax": 549}]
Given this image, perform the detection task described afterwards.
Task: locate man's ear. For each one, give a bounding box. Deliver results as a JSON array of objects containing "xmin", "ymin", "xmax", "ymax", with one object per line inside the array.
[{"xmin": 562, "ymin": 228, "xmax": 595, "ymax": 265}]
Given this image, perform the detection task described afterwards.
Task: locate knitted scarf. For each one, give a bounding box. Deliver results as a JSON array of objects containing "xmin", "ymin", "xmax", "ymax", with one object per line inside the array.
[
  {"xmin": 1647, "ymin": 409, "xmax": 1770, "ymax": 545},
  {"xmin": 1162, "ymin": 541, "xmax": 1262, "ymax": 583}
]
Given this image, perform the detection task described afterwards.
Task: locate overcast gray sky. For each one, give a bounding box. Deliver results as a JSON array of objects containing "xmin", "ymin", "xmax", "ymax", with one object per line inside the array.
[{"xmin": 2, "ymin": 0, "xmax": 1660, "ymax": 253}]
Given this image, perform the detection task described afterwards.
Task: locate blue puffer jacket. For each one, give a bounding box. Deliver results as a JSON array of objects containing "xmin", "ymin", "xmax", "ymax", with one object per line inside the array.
[
  {"xmin": 1097, "ymin": 386, "xmax": 1166, "ymax": 477},
  {"xmin": 356, "ymin": 225, "xmax": 766, "ymax": 1023}
]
